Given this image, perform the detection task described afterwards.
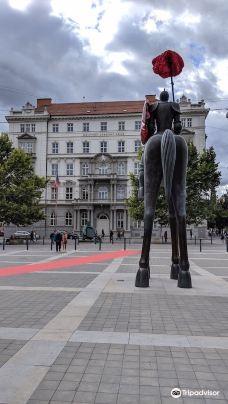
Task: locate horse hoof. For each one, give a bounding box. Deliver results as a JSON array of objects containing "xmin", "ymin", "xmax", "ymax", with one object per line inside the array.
[
  {"xmin": 178, "ymin": 270, "xmax": 192, "ymax": 288},
  {"xmin": 135, "ymin": 268, "xmax": 149, "ymax": 288},
  {"xmin": 170, "ymin": 264, "xmax": 180, "ymax": 280}
]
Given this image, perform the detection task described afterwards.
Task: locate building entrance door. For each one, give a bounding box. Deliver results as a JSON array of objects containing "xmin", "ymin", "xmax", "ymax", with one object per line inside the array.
[{"xmin": 96, "ymin": 214, "xmax": 110, "ymax": 236}]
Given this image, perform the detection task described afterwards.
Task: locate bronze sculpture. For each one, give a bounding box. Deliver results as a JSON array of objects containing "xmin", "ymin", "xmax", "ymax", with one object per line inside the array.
[{"xmin": 136, "ymin": 90, "xmax": 192, "ymax": 289}]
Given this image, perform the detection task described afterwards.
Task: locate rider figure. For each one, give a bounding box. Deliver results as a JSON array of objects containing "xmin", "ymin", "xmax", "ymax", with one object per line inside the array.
[{"xmin": 138, "ymin": 90, "xmax": 182, "ymax": 200}]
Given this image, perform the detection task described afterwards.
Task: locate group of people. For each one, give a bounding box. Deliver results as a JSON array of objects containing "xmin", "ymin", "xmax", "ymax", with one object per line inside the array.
[
  {"xmin": 50, "ymin": 230, "xmax": 68, "ymax": 252},
  {"xmin": 100, "ymin": 229, "xmax": 125, "ymax": 243}
]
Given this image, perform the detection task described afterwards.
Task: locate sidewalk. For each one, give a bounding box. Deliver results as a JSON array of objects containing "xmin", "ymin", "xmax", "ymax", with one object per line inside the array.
[{"xmin": 0, "ymin": 242, "xmax": 227, "ymax": 403}]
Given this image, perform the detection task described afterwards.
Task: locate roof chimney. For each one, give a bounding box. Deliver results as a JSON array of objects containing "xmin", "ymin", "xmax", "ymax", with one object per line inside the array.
[{"xmin": 37, "ymin": 98, "xmax": 52, "ymax": 108}]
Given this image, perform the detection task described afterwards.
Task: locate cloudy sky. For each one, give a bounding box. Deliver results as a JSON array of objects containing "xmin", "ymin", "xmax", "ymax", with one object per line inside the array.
[{"xmin": 0, "ymin": 0, "xmax": 228, "ymax": 191}]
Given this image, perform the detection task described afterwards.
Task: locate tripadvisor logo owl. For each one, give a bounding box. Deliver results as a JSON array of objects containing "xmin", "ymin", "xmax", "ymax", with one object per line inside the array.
[{"xmin": 171, "ymin": 388, "xmax": 182, "ymax": 398}]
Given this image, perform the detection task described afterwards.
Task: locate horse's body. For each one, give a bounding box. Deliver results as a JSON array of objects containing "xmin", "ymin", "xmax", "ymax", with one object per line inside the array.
[{"xmin": 135, "ymin": 129, "xmax": 192, "ymax": 289}]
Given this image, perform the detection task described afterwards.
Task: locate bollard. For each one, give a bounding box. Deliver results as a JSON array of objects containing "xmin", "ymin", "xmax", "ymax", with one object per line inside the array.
[
  {"xmin": 211, "ymin": 235, "xmax": 213, "ymax": 245},
  {"xmin": 51, "ymin": 240, "xmax": 53, "ymax": 250},
  {"xmin": 43, "ymin": 236, "xmax": 45, "ymax": 245},
  {"xmin": 200, "ymin": 238, "xmax": 202, "ymax": 252},
  {"xmin": 74, "ymin": 237, "xmax": 77, "ymax": 251},
  {"xmin": 195, "ymin": 236, "xmax": 197, "ymax": 245},
  {"xmin": 26, "ymin": 238, "xmax": 29, "ymax": 250},
  {"xmin": 99, "ymin": 238, "xmax": 101, "ymax": 251},
  {"xmin": 124, "ymin": 237, "xmax": 126, "ymax": 250},
  {"xmin": 3, "ymin": 238, "xmax": 5, "ymax": 250}
]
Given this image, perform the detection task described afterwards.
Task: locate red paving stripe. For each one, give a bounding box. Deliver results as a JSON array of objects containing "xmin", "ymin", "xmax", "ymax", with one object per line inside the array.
[{"xmin": 0, "ymin": 250, "xmax": 140, "ymax": 277}]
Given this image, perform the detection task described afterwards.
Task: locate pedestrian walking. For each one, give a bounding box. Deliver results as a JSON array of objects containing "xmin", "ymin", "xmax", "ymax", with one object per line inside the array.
[
  {"xmin": 117, "ymin": 231, "xmax": 121, "ymax": 240},
  {"xmin": 164, "ymin": 231, "xmax": 168, "ymax": 243},
  {"xmin": 109, "ymin": 230, "xmax": 113, "ymax": 243},
  {"xmin": 30, "ymin": 230, "xmax": 34, "ymax": 243},
  {"xmin": 190, "ymin": 229, "xmax": 192, "ymax": 239},
  {"xmin": 62, "ymin": 231, "xmax": 68, "ymax": 252},
  {"xmin": 54, "ymin": 231, "xmax": 62, "ymax": 252},
  {"xmin": 101, "ymin": 229, "xmax": 105, "ymax": 238}
]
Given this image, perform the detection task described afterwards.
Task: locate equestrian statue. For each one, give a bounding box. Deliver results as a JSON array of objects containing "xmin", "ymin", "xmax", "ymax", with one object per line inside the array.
[{"xmin": 136, "ymin": 89, "xmax": 192, "ymax": 289}]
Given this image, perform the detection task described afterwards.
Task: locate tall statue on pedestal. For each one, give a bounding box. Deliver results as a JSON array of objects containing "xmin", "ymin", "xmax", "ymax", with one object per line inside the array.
[{"xmin": 135, "ymin": 50, "xmax": 192, "ymax": 289}]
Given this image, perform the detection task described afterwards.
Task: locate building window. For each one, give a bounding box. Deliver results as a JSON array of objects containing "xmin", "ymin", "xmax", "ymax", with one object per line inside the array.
[
  {"xmin": 100, "ymin": 141, "xmax": 107, "ymax": 153},
  {"xmin": 82, "ymin": 163, "xmax": 89, "ymax": 176},
  {"xmin": 117, "ymin": 211, "xmax": 124, "ymax": 228},
  {"xmin": 99, "ymin": 164, "xmax": 108, "ymax": 175},
  {"xmin": 52, "ymin": 142, "xmax": 59, "ymax": 154},
  {"xmin": 83, "ymin": 122, "xmax": 89, "ymax": 132},
  {"xmin": 181, "ymin": 118, "xmax": 186, "ymax": 127},
  {"xmin": 66, "ymin": 187, "xmax": 73, "ymax": 200},
  {"xmin": 65, "ymin": 211, "xmax": 72, "ymax": 226},
  {"xmin": 51, "ymin": 187, "xmax": 57, "ymax": 200},
  {"xmin": 67, "ymin": 141, "xmax": 73, "ymax": 154},
  {"xmin": 134, "ymin": 140, "xmax": 141, "ymax": 152},
  {"xmin": 117, "ymin": 162, "xmax": 126, "ymax": 175},
  {"xmin": 82, "ymin": 187, "xmax": 88, "ymax": 200},
  {"xmin": 26, "ymin": 123, "xmax": 30, "ymax": 132},
  {"xmin": 53, "ymin": 123, "xmax": 59, "ymax": 133},
  {"xmin": 98, "ymin": 186, "xmax": 108, "ymax": 200},
  {"xmin": 118, "ymin": 121, "xmax": 125, "ymax": 131},
  {"xmin": 50, "ymin": 212, "xmax": 56, "ymax": 226},
  {"xmin": 118, "ymin": 141, "xmax": 125, "ymax": 153},
  {"xmin": 31, "ymin": 123, "xmax": 36, "ymax": 132},
  {"xmin": 83, "ymin": 141, "xmax": 90, "ymax": 153},
  {"xmin": 101, "ymin": 121, "xmax": 107, "ymax": 132},
  {"xmin": 134, "ymin": 161, "xmax": 139, "ymax": 175},
  {"xmin": 66, "ymin": 163, "xmax": 73, "ymax": 176},
  {"xmin": 67, "ymin": 123, "xmax": 73, "ymax": 132},
  {"xmin": 51, "ymin": 163, "xmax": 58, "ymax": 176},
  {"xmin": 81, "ymin": 211, "xmax": 88, "ymax": 227},
  {"xmin": 20, "ymin": 124, "xmax": 25, "ymax": 133},
  {"xmin": 117, "ymin": 186, "xmax": 125, "ymax": 200},
  {"xmin": 20, "ymin": 142, "xmax": 33, "ymax": 153},
  {"xmin": 135, "ymin": 121, "xmax": 141, "ymax": 130},
  {"xmin": 187, "ymin": 118, "xmax": 192, "ymax": 127}
]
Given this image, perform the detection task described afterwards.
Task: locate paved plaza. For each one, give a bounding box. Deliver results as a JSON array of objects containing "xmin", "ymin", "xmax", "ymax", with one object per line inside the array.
[{"xmin": 0, "ymin": 239, "xmax": 227, "ymax": 403}]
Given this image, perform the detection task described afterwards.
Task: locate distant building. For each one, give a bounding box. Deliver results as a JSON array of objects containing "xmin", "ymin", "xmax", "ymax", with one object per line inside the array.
[{"xmin": 6, "ymin": 95, "xmax": 209, "ymax": 236}]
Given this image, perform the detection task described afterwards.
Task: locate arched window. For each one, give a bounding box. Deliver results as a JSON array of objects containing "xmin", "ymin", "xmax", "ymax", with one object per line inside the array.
[
  {"xmin": 50, "ymin": 212, "xmax": 56, "ymax": 226},
  {"xmin": 98, "ymin": 186, "xmax": 108, "ymax": 200},
  {"xmin": 81, "ymin": 211, "xmax": 88, "ymax": 226},
  {"xmin": 65, "ymin": 211, "xmax": 72, "ymax": 226},
  {"xmin": 99, "ymin": 164, "xmax": 108, "ymax": 175},
  {"xmin": 117, "ymin": 186, "xmax": 125, "ymax": 200},
  {"xmin": 82, "ymin": 163, "xmax": 89, "ymax": 176},
  {"xmin": 117, "ymin": 162, "xmax": 126, "ymax": 175}
]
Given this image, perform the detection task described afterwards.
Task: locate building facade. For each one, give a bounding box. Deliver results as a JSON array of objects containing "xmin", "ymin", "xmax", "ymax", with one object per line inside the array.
[{"xmin": 6, "ymin": 95, "xmax": 209, "ymax": 236}]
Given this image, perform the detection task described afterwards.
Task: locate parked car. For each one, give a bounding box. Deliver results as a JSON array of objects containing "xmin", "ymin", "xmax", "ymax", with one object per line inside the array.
[
  {"xmin": 11, "ymin": 231, "xmax": 31, "ymax": 239},
  {"xmin": 10, "ymin": 231, "xmax": 40, "ymax": 240}
]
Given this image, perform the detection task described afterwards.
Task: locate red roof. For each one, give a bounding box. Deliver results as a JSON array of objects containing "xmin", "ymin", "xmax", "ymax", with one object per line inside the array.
[{"xmin": 36, "ymin": 97, "xmax": 156, "ymax": 116}]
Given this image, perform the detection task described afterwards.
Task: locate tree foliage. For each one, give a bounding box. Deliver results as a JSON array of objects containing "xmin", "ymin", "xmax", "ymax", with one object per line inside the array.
[
  {"xmin": 0, "ymin": 133, "xmax": 47, "ymax": 226},
  {"xmin": 127, "ymin": 141, "xmax": 221, "ymax": 226}
]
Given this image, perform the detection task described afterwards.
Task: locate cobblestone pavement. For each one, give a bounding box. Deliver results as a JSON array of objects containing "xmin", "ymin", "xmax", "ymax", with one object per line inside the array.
[{"xmin": 0, "ymin": 240, "xmax": 227, "ymax": 403}]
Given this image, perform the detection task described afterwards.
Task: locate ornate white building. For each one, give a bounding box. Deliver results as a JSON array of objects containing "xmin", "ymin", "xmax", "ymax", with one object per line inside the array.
[{"xmin": 6, "ymin": 95, "xmax": 209, "ymax": 236}]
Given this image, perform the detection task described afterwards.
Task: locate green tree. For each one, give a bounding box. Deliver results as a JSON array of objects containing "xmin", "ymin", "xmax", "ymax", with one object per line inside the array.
[
  {"xmin": 0, "ymin": 133, "xmax": 47, "ymax": 226},
  {"xmin": 127, "ymin": 142, "xmax": 221, "ymax": 226},
  {"xmin": 209, "ymin": 190, "xmax": 228, "ymax": 230}
]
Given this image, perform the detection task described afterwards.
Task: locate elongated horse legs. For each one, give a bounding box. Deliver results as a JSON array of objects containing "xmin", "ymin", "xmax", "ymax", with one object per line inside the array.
[
  {"xmin": 135, "ymin": 136, "xmax": 162, "ymax": 288},
  {"xmin": 169, "ymin": 200, "xmax": 180, "ymax": 280},
  {"xmin": 172, "ymin": 136, "xmax": 192, "ymax": 288}
]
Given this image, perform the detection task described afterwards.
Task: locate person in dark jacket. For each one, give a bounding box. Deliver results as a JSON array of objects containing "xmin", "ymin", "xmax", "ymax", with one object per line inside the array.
[{"xmin": 55, "ymin": 231, "xmax": 62, "ymax": 252}]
